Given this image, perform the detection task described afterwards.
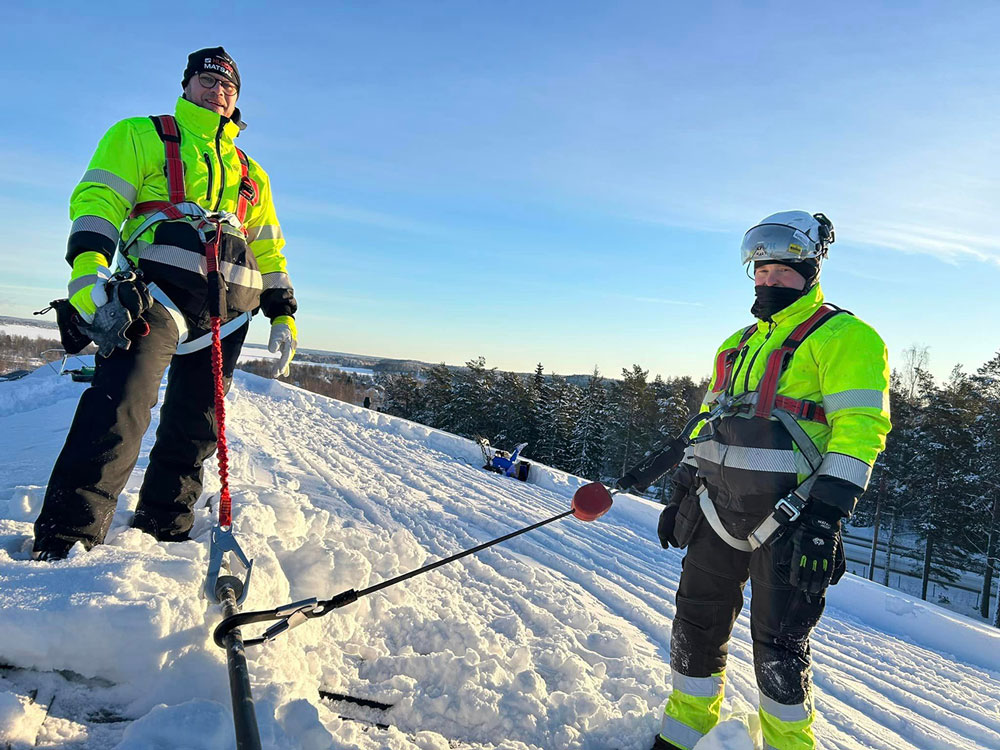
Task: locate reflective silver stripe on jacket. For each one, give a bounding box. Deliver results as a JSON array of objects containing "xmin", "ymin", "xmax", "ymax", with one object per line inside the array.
[
  {"xmin": 81, "ymin": 169, "xmax": 137, "ymax": 205},
  {"xmin": 672, "ymin": 670, "xmax": 723, "ymax": 698},
  {"xmin": 262, "ymin": 271, "xmax": 293, "ymax": 290},
  {"xmin": 680, "ymin": 444, "xmax": 698, "ymax": 469},
  {"xmin": 693, "ymin": 441, "xmax": 798, "ymax": 474},
  {"xmin": 138, "ymin": 244, "xmax": 263, "ymax": 290},
  {"xmin": 660, "ymin": 714, "xmax": 706, "ymax": 749},
  {"xmin": 70, "ymin": 215, "xmax": 120, "ymax": 244},
  {"xmin": 67, "ymin": 275, "xmax": 100, "ymax": 297},
  {"xmin": 759, "ymin": 692, "xmax": 812, "ymax": 723},
  {"xmin": 823, "ymin": 388, "xmax": 889, "ymax": 415},
  {"xmin": 816, "ymin": 451, "xmax": 872, "ymax": 490},
  {"xmin": 246, "ymin": 224, "xmax": 283, "ymax": 243}
]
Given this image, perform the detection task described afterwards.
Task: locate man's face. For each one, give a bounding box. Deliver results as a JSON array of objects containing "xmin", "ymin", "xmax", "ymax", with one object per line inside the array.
[
  {"xmin": 753, "ymin": 262, "xmax": 806, "ymax": 290},
  {"xmin": 184, "ymin": 72, "xmax": 238, "ymax": 118}
]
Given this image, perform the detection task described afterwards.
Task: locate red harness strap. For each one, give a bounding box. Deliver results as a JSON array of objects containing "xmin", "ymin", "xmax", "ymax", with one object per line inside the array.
[
  {"xmin": 129, "ymin": 115, "xmax": 188, "ymax": 219},
  {"xmin": 712, "ymin": 325, "xmax": 756, "ymax": 394},
  {"xmin": 234, "ymin": 148, "xmax": 258, "ymax": 227},
  {"xmin": 754, "ymin": 304, "xmax": 845, "ymax": 421}
]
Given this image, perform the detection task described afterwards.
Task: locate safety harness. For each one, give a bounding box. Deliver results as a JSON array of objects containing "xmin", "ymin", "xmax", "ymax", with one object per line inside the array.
[
  {"xmin": 697, "ymin": 303, "xmax": 849, "ymax": 551},
  {"xmin": 114, "ymin": 114, "xmax": 260, "ymax": 354}
]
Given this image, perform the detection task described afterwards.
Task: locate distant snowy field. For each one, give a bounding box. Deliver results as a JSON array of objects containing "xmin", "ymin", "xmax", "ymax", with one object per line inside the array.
[
  {"xmin": 0, "ymin": 367, "xmax": 998, "ymax": 749},
  {"xmin": 0, "ymin": 322, "xmax": 61, "ymax": 341}
]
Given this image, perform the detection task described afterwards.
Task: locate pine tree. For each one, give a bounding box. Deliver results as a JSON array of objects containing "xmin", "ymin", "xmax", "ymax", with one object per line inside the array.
[
  {"xmin": 608, "ymin": 365, "xmax": 657, "ymax": 477},
  {"xmin": 971, "ymin": 350, "xmax": 1000, "ymax": 619},
  {"xmin": 379, "ymin": 373, "xmax": 425, "ymax": 420},
  {"xmin": 444, "ymin": 357, "xmax": 496, "ymax": 439},
  {"xmin": 420, "ymin": 363, "xmax": 454, "ymax": 431},
  {"xmin": 524, "ymin": 363, "xmax": 546, "ymax": 459},
  {"xmin": 911, "ymin": 366, "xmax": 978, "ymax": 598},
  {"xmin": 571, "ymin": 366, "xmax": 608, "ymax": 480}
]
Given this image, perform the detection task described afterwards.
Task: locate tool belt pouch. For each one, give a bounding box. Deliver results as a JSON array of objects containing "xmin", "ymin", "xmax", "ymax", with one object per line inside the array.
[
  {"xmin": 51, "ymin": 298, "xmax": 93, "ymax": 355},
  {"xmin": 671, "ymin": 486, "xmax": 703, "ymax": 549},
  {"xmin": 138, "ymin": 220, "xmax": 262, "ymax": 330}
]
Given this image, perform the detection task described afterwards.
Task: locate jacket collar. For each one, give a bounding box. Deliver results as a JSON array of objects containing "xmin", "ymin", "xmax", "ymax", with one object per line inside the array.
[
  {"xmin": 762, "ymin": 283, "xmax": 824, "ymax": 328},
  {"xmin": 174, "ymin": 96, "xmax": 243, "ymax": 142}
]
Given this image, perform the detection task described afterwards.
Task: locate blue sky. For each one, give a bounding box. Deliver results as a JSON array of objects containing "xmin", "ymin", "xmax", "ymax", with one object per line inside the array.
[{"xmin": 2, "ymin": 1, "xmax": 998, "ymax": 381}]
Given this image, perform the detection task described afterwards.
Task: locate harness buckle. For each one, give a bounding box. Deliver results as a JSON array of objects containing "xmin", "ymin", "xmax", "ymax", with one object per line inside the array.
[
  {"xmin": 774, "ymin": 495, "xmax": 803, "ymax": 524},
  {"xmin": 797, "ymin": 400, "xmax": 812, "ymax": 420},
  {"xmin": 239, "ymin": 178, "xmax": 258, "ymax": 204}
]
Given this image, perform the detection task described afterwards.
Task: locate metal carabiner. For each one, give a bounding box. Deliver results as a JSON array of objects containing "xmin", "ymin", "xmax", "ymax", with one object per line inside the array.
[
  {"xmin": 204, "ymin": 525, "xmax": 254, "ymax": 605},
  {"xmin": 213, "ymin": 597, "xmax": 322, "ymax": 649}
]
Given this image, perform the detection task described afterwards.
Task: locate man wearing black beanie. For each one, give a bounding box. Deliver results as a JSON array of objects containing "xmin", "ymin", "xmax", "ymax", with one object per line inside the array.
[
  {"xmin": 183, "ymin": 46, "xmax": 241, "ymax": 93},
  {"xmin": 33, "ymin": 47, "xmax": 298, "ymax": 559}
]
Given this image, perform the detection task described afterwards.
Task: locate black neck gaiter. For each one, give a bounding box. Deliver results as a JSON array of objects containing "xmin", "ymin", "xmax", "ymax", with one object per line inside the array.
[{"xmin": 751, "ymin": 285, "xmax": 805, "ymax": 321}]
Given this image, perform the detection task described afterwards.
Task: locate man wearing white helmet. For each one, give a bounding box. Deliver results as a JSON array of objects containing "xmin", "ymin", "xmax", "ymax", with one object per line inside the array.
[{"xmin": 618, "ymin": 212, "xmax": 891, "ymax": 750}]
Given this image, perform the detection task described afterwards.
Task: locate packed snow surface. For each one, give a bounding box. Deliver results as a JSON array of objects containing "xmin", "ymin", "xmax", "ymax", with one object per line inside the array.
[{"xmin": 1, "ymin": 368, "xmax": 998, "ymax": 749}]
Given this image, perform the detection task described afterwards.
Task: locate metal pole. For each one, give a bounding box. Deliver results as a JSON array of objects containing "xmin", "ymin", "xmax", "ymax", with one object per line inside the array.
[{"xmin": 217, "ymin": 577, "xmax": 262, "ymax": 750}]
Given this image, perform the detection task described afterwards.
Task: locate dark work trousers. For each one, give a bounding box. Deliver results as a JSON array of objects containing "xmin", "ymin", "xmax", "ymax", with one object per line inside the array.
[
  {"xmin": 33, "ymin": 302, "xmax": 248, "ymax": 555},
  {"xmin": 670, "ymin": 514, "xmax": 828, "ymax": 707}
]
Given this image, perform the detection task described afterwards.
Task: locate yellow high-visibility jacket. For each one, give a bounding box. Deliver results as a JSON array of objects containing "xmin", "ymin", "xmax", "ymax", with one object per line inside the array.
[
  {"xmin": 66, "ymin": 96, "xmax": 295, "ymax": 324},
  {"xmin": 689, "ymin": 284, "xmax": 891, "ymax": 521}
]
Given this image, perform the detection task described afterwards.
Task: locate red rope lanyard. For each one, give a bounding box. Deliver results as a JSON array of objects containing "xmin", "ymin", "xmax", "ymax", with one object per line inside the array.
[{"xmin": 205, "ymin": 222, "xmax": 232, "ymax": 529}]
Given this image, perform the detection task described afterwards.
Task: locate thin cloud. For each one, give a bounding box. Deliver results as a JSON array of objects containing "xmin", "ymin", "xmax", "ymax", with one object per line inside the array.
[
  {"xmin": 852, "ymin": 222, "xmax": 1000, "ymax": 266},
  {"xmin": 609, "ymin": 293, "xmax": 704, "ymax": 307},
  {"xmin": 281, "ymin": 197, "xmax": 442, "ymax": 236}
]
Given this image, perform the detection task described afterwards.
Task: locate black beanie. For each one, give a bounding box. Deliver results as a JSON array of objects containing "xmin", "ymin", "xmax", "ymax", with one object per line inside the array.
[
  {"xmin": 182, "ymin": 47, "xmax": 241, "ymax": 92},
  {"xmin": 754, "ymin": 259, "xmax": 819, "ymax": 287}
]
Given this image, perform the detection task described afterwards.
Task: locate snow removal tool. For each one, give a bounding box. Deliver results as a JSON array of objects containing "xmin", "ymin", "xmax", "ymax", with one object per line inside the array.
[{"xmin": 213, "ymin": 482, "xmax": 615, "ymax": 649}]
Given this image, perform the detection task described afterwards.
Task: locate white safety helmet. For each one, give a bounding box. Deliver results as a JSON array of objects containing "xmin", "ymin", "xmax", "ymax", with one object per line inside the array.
[{"xmin": 740, "ymin": 211, "xmax": 835, "ymax": 272}]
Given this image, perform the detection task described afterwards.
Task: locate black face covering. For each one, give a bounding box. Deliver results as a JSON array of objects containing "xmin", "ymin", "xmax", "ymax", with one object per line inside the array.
[{"xmin": 751, "ymin": 285, "xmax": 805, "ymax": 321}]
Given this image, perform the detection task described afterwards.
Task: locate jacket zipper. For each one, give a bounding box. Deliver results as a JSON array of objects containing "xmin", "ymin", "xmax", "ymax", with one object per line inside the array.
[
  {"xmin": 741, "ymin": 322, "xmax": 775, "ymax": 393},
  {"xmin": 203, "ymin": 153, "xmax": 214, "ymax": 203},
  {"xmin": 726, "ymin": 346, "xmax": 751, "ymax": 398},
  {"xmin": 213, "ymin": 120, "xmax": 226, "ymax": 212}
]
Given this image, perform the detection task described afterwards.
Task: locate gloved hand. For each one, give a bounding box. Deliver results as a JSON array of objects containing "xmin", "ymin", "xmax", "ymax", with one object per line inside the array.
[
  {"xmin": 109, "ymin": 273, "xmax": 154, "ymax": 320},
  {"xmin": 657, "ymin": 503, "xmax": 680, "ymax": 549},
  {"xmin": 268, "ymin": 315, "xmax": 297, "ymax": 378},
  {"xmin": 657, "ymin": 463, "xmax": 698, "ymax": 549},
  {"xmin": 789, "ymin": 501, "xmax": 844, "ymax": 595},
  {"xmin": 615, "ymin": 473, "xmax": 638, "ymax": 492},
  {"xmin": 617, "ymin": 438, "xmax": 688, "ymax": 494}
]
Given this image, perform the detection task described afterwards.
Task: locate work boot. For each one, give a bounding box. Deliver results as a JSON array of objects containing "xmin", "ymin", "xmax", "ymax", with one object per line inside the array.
[
  {"xmin": 30, "ymin": 542, "xmax": 73, "ymax": 562},
  {"xmin": 131, "ymin": 512, "xmax": 190, "ymax": 542},
  {"xmin": 650, "ymin": 733, "xmax": 684, "ymax": 750}
]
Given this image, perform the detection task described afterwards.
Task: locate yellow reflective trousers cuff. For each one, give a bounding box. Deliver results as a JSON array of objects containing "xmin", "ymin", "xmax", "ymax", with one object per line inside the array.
[
  {"xmin": 660, "ymin": 672, "xmax": 725, "ymax": 749},
  {"xmin": 759, "ymin": 699, "xmax": 816, "ymax": 750}
]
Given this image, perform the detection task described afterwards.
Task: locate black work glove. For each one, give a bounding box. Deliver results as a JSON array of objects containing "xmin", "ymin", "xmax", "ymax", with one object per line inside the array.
[
  {"xmin": 657, "ymin": 463, "xmax": 698, "ymax": 549},
  {"xmin": 110, "ymin": 274, "xmax": 154, "ymax": 319},
  {"xmin": 617, "ymin": 438, "xmax": 687, "ymax": 493},
  {"xmin": 789, "ymin": 501, "xmax": 845, "ymax": 595},
  {"xmin": 109, "ymin": 273, "xmax": 154, "ymax": 339},
  {"xmin": 657, "ymin": 503, "xmax": 680, "ymax": 549},
  {"xmin": 51, "ymin": 298, "xmax": 93, "ymax": 355},
  {"xmin": 616, "ymin": 472, "xmax": 639, "ymax": 492}
]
